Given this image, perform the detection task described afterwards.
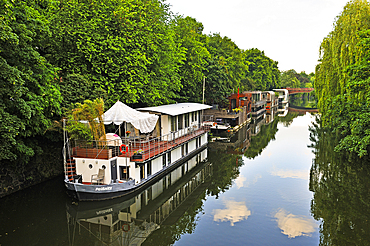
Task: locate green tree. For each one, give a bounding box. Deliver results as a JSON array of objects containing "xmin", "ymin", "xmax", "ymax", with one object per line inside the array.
[
  {"xmin": 0, "ymin": 0, "xmax": 61, "ymax": 163},
  {"xmin": 280, "ymin": 70, "xmax": 300, "ymax": 88},
  {"xmin": 204, "ymin": 34, "xmax": 247, "ymax": 105},
  {"xmin": 47, "ymin": 0, "xmax": 184, "ymax": 107},
  {"xmin": 315, "ymin": 0, "xmax": 370, "ymax": 110},
  {"xmin": 171, "ymin": 16, "xmax": 210, "ymax": 103},
  {"xmin": 243, "ymin": 48, "xmax": 280, "ymax": 91},
  {"xmin": 315, "ymin": 0, "xmax": 370, "ymax": 157}
]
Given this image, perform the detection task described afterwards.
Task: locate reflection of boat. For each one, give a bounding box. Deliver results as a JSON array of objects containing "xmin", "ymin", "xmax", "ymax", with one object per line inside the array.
[
  {"xmin": 251, "ymin": 115, "xmax": 266, "ymax": 136},
  {"xmin": 277, "ymin": 108, "xmax": 288, "ymax": 117},
  {"xmin": 209, "ymin": 123, "xmax": 251, "ymax": 155},
  {"xmin": 66, "ymin": 149, "xmax": 212, "ymax": 246},
  {"xmin": 63, "ymin": 102, "xmax": 212, "ymax": 201},
  {"xmin": 210, "ymin": 120, "xmax": 232, "ymax": 137}
]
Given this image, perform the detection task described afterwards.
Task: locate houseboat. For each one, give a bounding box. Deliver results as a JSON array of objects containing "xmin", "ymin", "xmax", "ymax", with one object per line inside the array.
[
  {"xmin": 66, "ymin": 149, "xmax": 211, "ymax": 245},
  {"xmin": 273, "ymin": 89, "xmax": 289, "ymax": 117},
  {"xmin": 63, "ymin": 101, "xmax": 212, "ymax": 201},
  {"xmin": 203, "ymin": 91, "xmax": 253, "ymax": 137}
]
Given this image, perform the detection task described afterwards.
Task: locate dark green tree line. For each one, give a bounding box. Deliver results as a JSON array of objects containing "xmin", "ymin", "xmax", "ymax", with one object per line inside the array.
[
  {"xmin": 243, "ymin": 48, "xmax": 280, "ymax": 91},
  {"xmin": 0, "ymin": 0, "xmax": 61, "ymax": 163},
  {"xmin": 0, "ymin": 0, "xmax": 283, "ymax": 171}
]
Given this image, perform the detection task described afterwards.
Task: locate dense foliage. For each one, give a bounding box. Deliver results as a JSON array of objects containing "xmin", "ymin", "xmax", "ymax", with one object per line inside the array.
[
  {"xmin": 280, "ymin": 70, "xmax": 314, "ymax": 88},
  {"xmin": 0, "ymin": 0, "xmax": 61, "ymax": 163},
  {"xmin": 243, "ymin": 48, "xmax": 280, "ymax": 91},
  {"xmin": 309, "ymin": 115, "xmax": 370, "ymax": 245},
  {"xmin": 315, "ymin": 0, "xmax": 370, "ymax": 157},
  {"xmin": 0, "ymin": 0, "xmax": 285, "ymax": 166}
]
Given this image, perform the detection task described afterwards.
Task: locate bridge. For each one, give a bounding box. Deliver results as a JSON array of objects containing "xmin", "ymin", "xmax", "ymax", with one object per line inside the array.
[{"xmin": 284, "ymin": 87, "xmax": 314, "ymax": 95}]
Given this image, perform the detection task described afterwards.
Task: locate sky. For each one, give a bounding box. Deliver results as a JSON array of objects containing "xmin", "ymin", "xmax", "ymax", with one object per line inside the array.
[{"xmin": 165, "ymin": 0, "xmax": 350, "ymax": 74}]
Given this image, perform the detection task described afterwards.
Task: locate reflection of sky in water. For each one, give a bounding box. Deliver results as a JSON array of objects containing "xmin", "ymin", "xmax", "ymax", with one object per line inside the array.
[
  {"xmin": 176, "ymin": 113, "xmax": 320, "ymax": 246},
  {"xmin": 234, "ymin": 174, "xmax": 246, "ymax": 189},
  {"xmin": 274, "ymin": 208, "xmax": 317, "ymax": 238},
  {"xmin": 270, "ymin": 167, "xmax": 309, "ymax": 180},
  {"xmin": 213, "ymin": 200, "xmax": 251, "ymax": 226}
]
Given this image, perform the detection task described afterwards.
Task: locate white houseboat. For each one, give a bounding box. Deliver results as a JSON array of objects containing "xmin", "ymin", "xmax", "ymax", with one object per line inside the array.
[
  {"xmin": 63, "ymin": 101, "xmax": 212, "ymax": 201},
  {"xmin": 66, "ymin": 149, "xmax": 211, "ymax": 245},
  {"xmin": 273, "ymin": 89, "xmax": 289, "ymax": 117}
]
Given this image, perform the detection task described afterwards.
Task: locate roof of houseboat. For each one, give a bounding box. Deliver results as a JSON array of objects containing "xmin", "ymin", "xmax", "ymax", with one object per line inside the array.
[{"xmin": 137, "ymin": 103, "xmax": 212, "ymax": 116}]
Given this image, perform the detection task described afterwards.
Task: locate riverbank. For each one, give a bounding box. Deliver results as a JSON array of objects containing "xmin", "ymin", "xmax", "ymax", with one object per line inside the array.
[{"xmin": 0, "ymin": 139, "xmax": 63, "ymax": 198}]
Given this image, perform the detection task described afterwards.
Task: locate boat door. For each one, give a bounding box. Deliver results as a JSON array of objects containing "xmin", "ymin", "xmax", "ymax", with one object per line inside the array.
[
  {"xmin": 111, "ymin": 159, "xmax": 117, "ymax": 182},
  {"xmin": 140, "ymin": 165, "xmax": 145, "ymax": 180}
]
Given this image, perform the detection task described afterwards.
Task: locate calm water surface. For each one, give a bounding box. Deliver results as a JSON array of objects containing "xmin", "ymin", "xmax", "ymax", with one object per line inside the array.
[{"xmin": 0, "ymin": 112, "xmax": 344, "ymax": 245}]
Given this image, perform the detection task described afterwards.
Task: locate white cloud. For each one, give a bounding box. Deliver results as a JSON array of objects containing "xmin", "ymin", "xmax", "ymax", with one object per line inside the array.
[
  {"xmin": 274, "ymin": 208, "xmax": 317, "ymax": 238},
  {"xmin": 270, "ymin": 167, "xmax": 309, "ymax": 180},
  {"xmin": 213, "ymin": 200, "xmax": 251, "ymax": 226}
]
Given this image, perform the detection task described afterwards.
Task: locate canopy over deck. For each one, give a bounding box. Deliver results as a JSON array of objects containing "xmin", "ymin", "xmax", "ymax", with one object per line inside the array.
[{"xmin": 102, "ymin": 101, "xmax": 158, "ymax": 133}]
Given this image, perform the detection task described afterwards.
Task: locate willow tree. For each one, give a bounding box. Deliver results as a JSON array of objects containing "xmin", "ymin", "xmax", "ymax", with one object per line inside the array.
[
  {"xmin": 315, "ymin": 0, "xmax": 370, "ymax": 111},
  {"xmin": 315, "ymin": 0, "xmax": 370, "ymax": 157}
]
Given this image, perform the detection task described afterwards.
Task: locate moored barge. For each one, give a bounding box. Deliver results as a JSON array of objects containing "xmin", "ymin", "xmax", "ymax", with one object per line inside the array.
[{"xmin": 63, "ymin": 101, "xmax": 212, "ymax": 201}]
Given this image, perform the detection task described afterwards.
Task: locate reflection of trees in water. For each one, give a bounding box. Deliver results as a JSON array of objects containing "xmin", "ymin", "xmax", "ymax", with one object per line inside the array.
[
  {"xmin": 290, "ymin": 93, "xmax": 317, "ymax": 108},
  {"xmin": 143, "ymin": 151, "xmax": 244, "ymax": 245},
  {"xmin": 278, "ymin": 111, "xmax": 302, "ymax": 127},
  {"xmin": 244, "ymin": 118, "xmax": 279, "ymax": 159},
  {"xmin": 142, "ymin": 193, "xmax": 205, "ymax": 246},
  {"xmin": 309, "ymin": 115, "xmax": 370, "ymax": 245},
  {"xmin": 207, "ymin": 151, "xmax": 243, "ymax": 198}
]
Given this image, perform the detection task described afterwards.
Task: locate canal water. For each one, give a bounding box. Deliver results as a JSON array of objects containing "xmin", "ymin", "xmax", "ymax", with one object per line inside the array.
[{"xmin": 1, "ymin": 110, "xmax": 368, "ymax": 245}]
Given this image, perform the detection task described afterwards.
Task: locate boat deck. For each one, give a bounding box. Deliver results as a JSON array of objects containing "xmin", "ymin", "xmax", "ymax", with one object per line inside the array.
[{"xmin": 71, "ymin": 127, "xmax": 209, "ymax": 163}]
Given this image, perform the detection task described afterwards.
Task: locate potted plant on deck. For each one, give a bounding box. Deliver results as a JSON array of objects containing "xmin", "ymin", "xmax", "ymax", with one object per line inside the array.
[{"xmin": 132, "ymin": 149, "xmax": 144, "ymax": 159}]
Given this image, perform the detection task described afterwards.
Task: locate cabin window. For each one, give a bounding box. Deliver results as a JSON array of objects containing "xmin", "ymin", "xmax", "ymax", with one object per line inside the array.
[
  {"xmin": 162, "ymin": 155, "xmax": 166, "ymax": 168},
  {"xmin": 167, "ymin": 152, "xmax": 171, "ymax": 165},
  {"xmin": 252, "ymin": 93, "xmax": 260, "ymax": 102},
  {"xmin": 171, "ymin": 116, "xmax": 177, "ymax": 132},
  {"xmin": 178, "ymin": 115, "xmax": 183, "ymax": 129},
  {"xmin": 120, "ymin": 166, "xmax": 130, "ymax": 180},
  {"xmin": 191, "ymin": 112, "xmax": 194, "ymax": 122},
  {"xmin": 88, "ymin": 164, "xmax": 93, "ymax": 169},
  {"xmin": 185, "ymin": 143, "xmax": 188, "ymax": 155},
  {"xmin": 147, "ymin": 161, "xmax": 152, "ymax": 176},
  {"xmin": 185, "ymin": 113, "xmax": 189, "ymax": 128},
  {"xmin": 196, "ymin": 137, "xmax": 199, "ymax": 148},
  {"xmin": 194, "ymin": 111, "xmax": 197, "ymax": 121}
]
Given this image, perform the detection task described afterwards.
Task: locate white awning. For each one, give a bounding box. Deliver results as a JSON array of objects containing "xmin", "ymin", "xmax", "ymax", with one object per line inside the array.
[{"xmin": 102, "ymin": 101, "xmax": 158, "ymax": 133}]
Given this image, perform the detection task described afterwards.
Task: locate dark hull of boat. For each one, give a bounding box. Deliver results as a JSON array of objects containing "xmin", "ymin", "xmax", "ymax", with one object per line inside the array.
[{"xmin": 65, "ymin": 144, "xmax": 207, "ymax": 201}]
